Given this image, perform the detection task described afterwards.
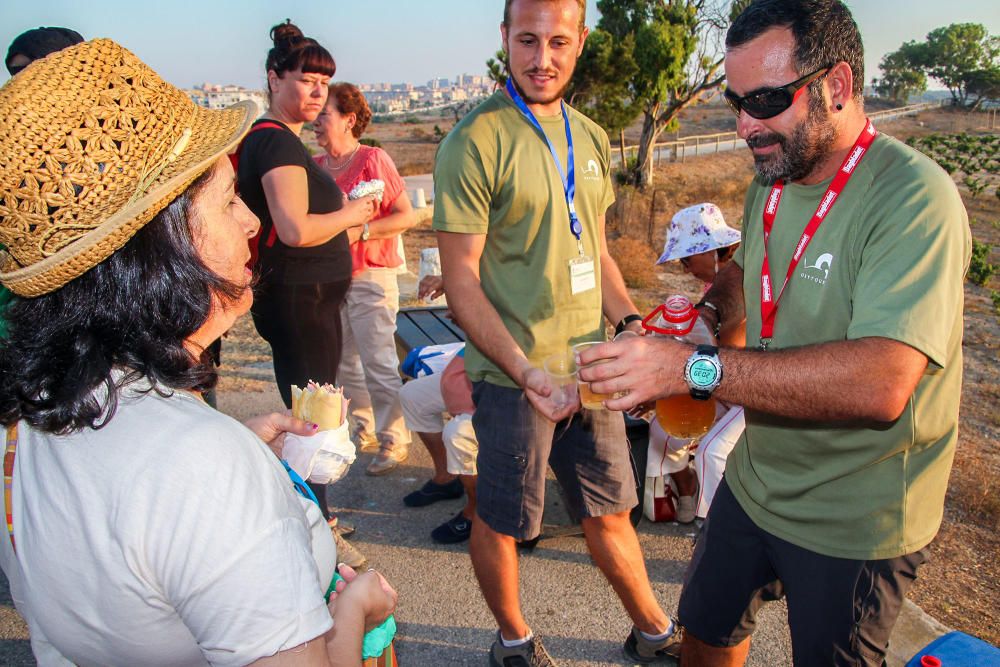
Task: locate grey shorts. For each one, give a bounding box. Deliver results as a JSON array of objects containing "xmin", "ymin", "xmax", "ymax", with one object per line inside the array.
[{"xmin": 471, "ymin": 381, "xmax": 638, "ymax": 540}]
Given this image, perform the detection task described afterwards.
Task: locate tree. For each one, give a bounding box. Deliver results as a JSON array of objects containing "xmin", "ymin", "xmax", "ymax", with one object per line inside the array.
[
  {"xmin": 572, "ymin": 0, "xmax": 747, "ymax": 189},
  {"xmin": 567, "ymin": 27, "xmax": 641, "ymax": 137},
  {"xmin": 485, "ymin": 49, "xmax": 508, "ymax": 89},
  {"xmin": 873, "ymin": 44, "xmax": 926, "ymax": 104},
  {"xmin": 965, "ymin": 67, "xmax": 1000, "ymax": 108},
  {"xmin": 912, "ymin": 23, "xmax": 999, "ymax": 108}
]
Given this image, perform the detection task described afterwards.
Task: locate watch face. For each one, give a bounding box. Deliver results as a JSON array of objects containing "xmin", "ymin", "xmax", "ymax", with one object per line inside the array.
[{"xmin": 688, "ymin": 358, "xmax": 720, "ymax": 389}]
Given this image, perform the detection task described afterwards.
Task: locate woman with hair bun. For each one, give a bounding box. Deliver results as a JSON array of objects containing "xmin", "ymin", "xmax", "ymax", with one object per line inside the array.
[
  {"xmin": 237, "ymin": 21, "xmax": 376, "ymax": 548},
  {"xmin": 314, "ymin": 82, "xmax": 417, "ymax": 476}
]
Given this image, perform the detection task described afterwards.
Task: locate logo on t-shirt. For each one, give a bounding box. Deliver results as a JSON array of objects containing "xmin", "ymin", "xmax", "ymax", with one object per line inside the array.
[
  {"xmin": 800, "ymin": 252, "xmax": 834, "ymax": 285},
  {"xmin": 582, "ymin": 159, "xmax": 601, "ymax": 181}
]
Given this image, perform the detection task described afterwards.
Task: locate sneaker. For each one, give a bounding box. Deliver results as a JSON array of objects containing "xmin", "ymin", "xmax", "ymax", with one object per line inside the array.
[
  {"xmin": 675, "ymin": 495, "xmax": 696, "ymax": 524},
  {"xmin": 366, "ymin": 444, "xmax": 408, "ymax": 476},
  {"xmin": 333, "ymin": 531, "xmax": 367, "ymax": 570},
  {"xmin": 353, "ymin": 428, "xmax": 379, "ymax": 453},
  {"xmin": 489, "ymin": 633, "xmax": 557, "ymax": 667},
  {"xmin": 623, "ymin": 623, "xmax": 682, "ymax": 664},
  {"xmin": 676, "ymin": 480, "xmax": 698, "ymax": 525},
  {"xmin": 403, "ymin": 478, "xmax": 464, "ymax": 507},
  {"xmin": 431, "ymin": 511, "xmax": 472, "ymax": 544},
  {"xmin": 327, "ymin": 516, "xmax": 356, "ymax": 538}
]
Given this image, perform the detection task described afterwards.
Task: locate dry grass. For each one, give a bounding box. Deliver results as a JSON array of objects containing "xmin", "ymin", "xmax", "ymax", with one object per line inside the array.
[{"xmin": 608, "ymin": 237, "xmax": 659, "ymax": 288}]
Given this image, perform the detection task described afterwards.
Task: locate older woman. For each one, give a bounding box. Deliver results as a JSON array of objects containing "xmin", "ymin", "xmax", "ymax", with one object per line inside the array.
[
  {"xmin": 0, "ymin": 40, "xmax": 394, "ymax": 666},
  {"xmin": 313, "ymin": 83, "xmax": 417, "ymax": 476}
]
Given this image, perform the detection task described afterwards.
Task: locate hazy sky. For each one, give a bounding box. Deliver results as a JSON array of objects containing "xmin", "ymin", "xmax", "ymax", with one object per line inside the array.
[{"xmin": 1, "ymin": 1, "xmax": 998, "ymax": 90}]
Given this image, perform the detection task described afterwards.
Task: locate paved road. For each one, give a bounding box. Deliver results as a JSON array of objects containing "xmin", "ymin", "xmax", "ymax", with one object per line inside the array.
[{"xmin": 0, "ymin": 381, "xmax": 946, "ymax": 665}]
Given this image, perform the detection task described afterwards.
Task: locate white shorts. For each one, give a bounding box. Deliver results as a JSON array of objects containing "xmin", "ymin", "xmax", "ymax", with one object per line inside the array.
[
  {"xmin": 443, "ymin": 413, "xmax": 478, "ymax": 476},
  {"xmin": 398, "ymin": 372, "xmax": 446, "ymax": 433}
]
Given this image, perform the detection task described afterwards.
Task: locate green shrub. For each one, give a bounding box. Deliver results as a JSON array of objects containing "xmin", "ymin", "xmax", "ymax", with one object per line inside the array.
[
  {"xmin": 360, "ymin": 137, "xmax": 382, "ymax": 148},
  {"xmin": 992, "ymin": 290, "xmax": 1000, "ymax": 316},
  {"xmin": 968, "ymin": 239, "xmax": 996, "ymax": 286}
]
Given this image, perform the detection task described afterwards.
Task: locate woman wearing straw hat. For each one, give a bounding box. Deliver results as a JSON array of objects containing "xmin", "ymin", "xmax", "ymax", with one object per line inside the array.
[
  {"xmin": 647, "ymin": 203, "xmax": 746, "ymax": 524},
  {"xmin": 0, "ymin": 39, "xmax": 394, "ymax": 665}
]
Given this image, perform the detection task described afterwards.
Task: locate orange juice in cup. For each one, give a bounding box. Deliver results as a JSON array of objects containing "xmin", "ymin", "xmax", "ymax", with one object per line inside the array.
[{"xmin": 573, "ymin": 341, "xmax": 612, "ymax": 410}]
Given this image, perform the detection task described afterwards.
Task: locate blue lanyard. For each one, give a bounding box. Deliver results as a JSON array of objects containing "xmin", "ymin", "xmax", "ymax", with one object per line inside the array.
[
  {"xmin": 281, "ymin": 459, "xmax": 321, "ymax": 507},
  {"xmin": 505, "ymin": 79, "xmax": 583, "ymax": 250}
]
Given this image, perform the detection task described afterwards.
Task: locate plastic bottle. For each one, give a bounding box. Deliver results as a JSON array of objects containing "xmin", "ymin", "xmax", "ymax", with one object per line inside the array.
[{"xmin": 643, "ymin": 294, "xmax": 718, "ymax": 438}]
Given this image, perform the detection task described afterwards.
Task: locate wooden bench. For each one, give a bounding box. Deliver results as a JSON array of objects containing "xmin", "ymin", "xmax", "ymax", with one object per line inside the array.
[
  {"xmin": 393, "ymin": 306, "xmax": 648, "ymax": 537},
  {"xmin": 394, "ymin": 306, "xmax": 465, "ymax": 370}
]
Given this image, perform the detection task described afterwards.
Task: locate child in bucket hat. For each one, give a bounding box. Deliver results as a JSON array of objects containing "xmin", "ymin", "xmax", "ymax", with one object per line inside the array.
[
  {"xmin": 647, "ymin": 202, "xmax": 745, "ymax": 524},
  {"xmin": 656, "ymin": 202, "xmax": 741, "ymax": 283},
  {"xmin": 0, "ymin": 39, "xmax": 395, "ymax": 665}
]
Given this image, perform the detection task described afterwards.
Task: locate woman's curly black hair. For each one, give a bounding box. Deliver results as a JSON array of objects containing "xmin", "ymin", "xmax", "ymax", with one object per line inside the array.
[{"xmin": 0, "ymin": 166, "xmax": 246, "ymax": 434}]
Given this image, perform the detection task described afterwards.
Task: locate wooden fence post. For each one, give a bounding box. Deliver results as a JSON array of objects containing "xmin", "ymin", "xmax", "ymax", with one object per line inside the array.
[{"xmin": 619, "ymin": 129, "xmax": 627, "ymax": 169}]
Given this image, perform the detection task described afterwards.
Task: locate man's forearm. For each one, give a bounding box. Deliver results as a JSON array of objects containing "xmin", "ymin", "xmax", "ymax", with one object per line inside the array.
[
  {"xmin": 716, "ymin": 338, "xmax": 927, "ymax": 421},
  {"xmin": 699, "ymin": 262, "xmax": 745, "ymax": 336},
  {"xmin": 445, "ymin": 279, "xmax": 532, "ymax": 386},
  {"xmin": 600, "ymin": 251, "xmax": 640, "ymax": 329},
  {"xmin": 594, "ymin": 335, "xmax": 927, "ymax": 423}
]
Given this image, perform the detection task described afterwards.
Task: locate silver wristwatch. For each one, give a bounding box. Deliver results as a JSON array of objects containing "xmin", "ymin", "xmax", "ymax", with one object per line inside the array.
[
  {"xmin": 684, "ymin": 344, "xmax": 723, "ymax": 400},
  {"xmin": 360, "ymin": 223, "xmax": 371, "ymax": 241}
]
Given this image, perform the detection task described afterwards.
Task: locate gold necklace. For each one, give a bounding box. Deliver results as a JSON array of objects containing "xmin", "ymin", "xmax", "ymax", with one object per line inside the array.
[{"xmin": 326, "ymin": 143, "xmax": 360, "ymax": 172}]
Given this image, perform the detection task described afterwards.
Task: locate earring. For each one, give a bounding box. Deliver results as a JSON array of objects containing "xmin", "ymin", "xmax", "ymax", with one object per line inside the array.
[{"xmin": 835, "ymin": 103, "xmax": 843, "ymax": 111}]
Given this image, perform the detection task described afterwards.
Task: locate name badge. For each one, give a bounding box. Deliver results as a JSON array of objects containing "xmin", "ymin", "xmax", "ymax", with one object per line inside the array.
[{"xmin": 569, "ymin": 255, "xmax": 596, "ymax": 295}]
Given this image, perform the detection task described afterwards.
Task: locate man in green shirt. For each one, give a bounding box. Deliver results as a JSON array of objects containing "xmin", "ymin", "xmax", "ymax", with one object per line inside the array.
[
  {"xmin": 434, "ymin": 1, "xmax": 675, "ymax": 665},
  {"xmin": 578, "ymin": 1, "xmax": 971, "ymax": 665}
]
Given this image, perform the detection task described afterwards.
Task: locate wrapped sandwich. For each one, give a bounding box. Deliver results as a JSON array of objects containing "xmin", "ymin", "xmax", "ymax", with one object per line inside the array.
[
  {"xmin": 348, "ymin": 178, "xmax": 385, "ymax": 205},
  {"xmin": 291, "ymin": 381, "xmax": 347, "ymax": 431},
  {"xmin": 284, "ymin": 381, "xmax": 356, "ymax": 484}
]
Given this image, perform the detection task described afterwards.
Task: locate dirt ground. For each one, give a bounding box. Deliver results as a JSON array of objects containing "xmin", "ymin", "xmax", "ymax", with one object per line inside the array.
[{"xmin": 236, "ymin": 105, "xmax": 999, "ymax": 645}]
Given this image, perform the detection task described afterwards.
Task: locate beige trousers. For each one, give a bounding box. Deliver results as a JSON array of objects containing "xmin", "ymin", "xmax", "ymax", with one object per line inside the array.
[{"xmin": 338, "ymin": 268, "xmax": 411, "ymax": 448}]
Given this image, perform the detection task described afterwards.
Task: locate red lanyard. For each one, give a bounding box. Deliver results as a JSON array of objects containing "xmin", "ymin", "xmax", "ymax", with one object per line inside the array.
[{"xmin": 758, "ymin": 120, "xmax": 876, "ymax": 349}]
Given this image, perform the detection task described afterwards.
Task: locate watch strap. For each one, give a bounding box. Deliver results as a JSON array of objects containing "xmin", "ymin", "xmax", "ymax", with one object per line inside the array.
[{"xmin": 615, "ymin": 313, "xmax": 643, "ymax": 336}]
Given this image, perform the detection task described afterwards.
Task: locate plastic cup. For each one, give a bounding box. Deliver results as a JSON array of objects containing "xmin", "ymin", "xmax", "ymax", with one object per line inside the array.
[
  {"xmin": 573, "ymin": 341, "xmax": 613, "ymax": 410},
  {"xmin": 613, "ymin": 330, "xmax": 639, "ymax": 341},
  {"xmin": 542, "ymin": 350, "xmax": 578, "ymax": 409}
]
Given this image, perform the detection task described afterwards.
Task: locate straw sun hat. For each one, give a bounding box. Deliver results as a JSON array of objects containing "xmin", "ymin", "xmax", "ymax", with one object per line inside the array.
[
  {"xmin": 0, "ymin": 39, "xmax": 256, "ymax": 297},
  {"xmin": 656, "ymin": 202, "xmax": 741, "ymax": 265}
]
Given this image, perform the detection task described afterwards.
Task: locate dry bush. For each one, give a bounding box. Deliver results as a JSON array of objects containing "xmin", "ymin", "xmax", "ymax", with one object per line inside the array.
[{"xmin": 608, "ymin": 236, "xmax": 658, "ymax": 288}]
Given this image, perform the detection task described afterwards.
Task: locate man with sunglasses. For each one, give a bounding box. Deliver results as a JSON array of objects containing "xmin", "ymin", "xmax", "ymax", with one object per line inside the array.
[{"xmin": 577, "ymin": 1, "xmax": 971, "ymax": 665}]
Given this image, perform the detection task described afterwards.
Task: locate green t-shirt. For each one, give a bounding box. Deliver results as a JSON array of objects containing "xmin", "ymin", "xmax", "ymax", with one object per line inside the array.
[
  {"xmin": 728, "ymin": 133, "xmax": 971, "ymax": 560},
  {"xmin": 432, "ymin": 92, "xmax": 615, "ymax": 387}
]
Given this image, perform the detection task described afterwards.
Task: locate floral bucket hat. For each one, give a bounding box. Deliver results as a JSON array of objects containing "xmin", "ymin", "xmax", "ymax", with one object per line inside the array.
[{"xmin": 656, "ymin": 202, "xmax": 741, "ymax": 264}]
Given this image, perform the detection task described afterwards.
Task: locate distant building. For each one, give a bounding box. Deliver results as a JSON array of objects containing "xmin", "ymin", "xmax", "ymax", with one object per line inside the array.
[{"xmin": 187, "ymin": 83, "xmax": 267, "ymax": 112}]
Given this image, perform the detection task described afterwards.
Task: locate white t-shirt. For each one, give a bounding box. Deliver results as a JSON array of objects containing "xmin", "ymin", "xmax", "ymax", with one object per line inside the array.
[{"xmin": 0, "ymin": 381, "xmax": 336, "ymax": 666}]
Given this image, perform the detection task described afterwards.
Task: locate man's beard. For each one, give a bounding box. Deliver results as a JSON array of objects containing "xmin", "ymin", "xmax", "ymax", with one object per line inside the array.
[
  {"xmin": 509, "ymin": 69, "xmax": 571, "ymax": 107},
  {"xmin": 746, "ymin": 94, "xmax": 835, "ymax": 184}
]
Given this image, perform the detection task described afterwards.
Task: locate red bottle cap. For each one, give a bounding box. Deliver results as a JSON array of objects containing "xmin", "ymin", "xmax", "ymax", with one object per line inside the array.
[
  {"xmin": 642, "ymin": 295, "xmax": 696, "ymax": 336},
  {"xmin": 921, "ymin": 656, "xmax": 941, "ymax": 667},
  {"xmin": 662, "ymin": 295, "xmax": 695, "ymax": 324}
]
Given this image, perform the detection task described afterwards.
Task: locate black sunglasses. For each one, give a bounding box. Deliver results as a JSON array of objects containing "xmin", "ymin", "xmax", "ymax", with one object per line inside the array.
[{"xmin": 724, "ymin": 65, "xmax": 831, "ymax": 120}]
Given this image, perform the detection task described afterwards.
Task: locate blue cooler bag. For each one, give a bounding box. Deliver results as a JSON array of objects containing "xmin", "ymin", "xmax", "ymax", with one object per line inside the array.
[{"xmin": 906, "ymin": 631, "xmax": 1000, "ymax": 667}]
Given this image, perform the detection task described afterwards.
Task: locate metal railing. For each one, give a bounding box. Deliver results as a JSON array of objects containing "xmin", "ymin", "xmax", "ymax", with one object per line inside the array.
[{"xmin": 614, "ymin": 101, "xmax": 943, "ymax": 165}]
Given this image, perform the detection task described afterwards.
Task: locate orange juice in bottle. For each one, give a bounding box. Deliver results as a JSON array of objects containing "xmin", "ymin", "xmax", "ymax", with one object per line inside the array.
[{"xmin": 643, "ymin": 295, "xmax": 718, "ymax": 438}]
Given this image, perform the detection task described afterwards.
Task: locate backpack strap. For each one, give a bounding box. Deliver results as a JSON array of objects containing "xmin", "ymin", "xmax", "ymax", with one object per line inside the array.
[{"xmin": 230, "ymin": 121, "xmax": 288, "ymax": 265}]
